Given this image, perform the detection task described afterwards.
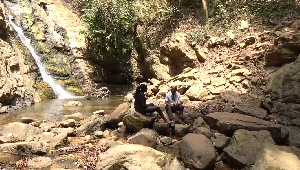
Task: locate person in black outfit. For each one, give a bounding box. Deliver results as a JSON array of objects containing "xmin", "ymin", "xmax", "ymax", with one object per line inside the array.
[{"xmin": 134, "ymin": 84, "xmax": 170, "ymax": 123}]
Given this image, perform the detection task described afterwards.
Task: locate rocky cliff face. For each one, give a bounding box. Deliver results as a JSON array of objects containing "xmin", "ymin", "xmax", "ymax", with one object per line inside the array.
[{"xmin": 0, "ymin": 2, "xmax": 36, "ymax": 112}]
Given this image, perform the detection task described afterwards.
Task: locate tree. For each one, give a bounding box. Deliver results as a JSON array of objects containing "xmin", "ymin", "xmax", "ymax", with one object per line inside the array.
[{"xmin": 202, "ymin": 0, "xmax": 209, "ymax": 25}]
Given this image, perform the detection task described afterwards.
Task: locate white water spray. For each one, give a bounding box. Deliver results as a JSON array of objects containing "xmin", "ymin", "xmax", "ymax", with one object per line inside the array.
[{"xmin": 8, "ymin": 15, "xmax": 76, "ymax": 99}]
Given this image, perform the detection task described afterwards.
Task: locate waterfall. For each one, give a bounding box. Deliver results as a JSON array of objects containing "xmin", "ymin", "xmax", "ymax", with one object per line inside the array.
[{"xmin": 8, "ymin": 15, "xmax": 76, "ymax": 99}]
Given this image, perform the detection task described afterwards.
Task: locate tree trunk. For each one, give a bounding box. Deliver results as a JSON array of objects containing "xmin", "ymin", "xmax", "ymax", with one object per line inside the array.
[{"xmin": 202, "ymin": 0, "xmax": 209, "ymax": 25}]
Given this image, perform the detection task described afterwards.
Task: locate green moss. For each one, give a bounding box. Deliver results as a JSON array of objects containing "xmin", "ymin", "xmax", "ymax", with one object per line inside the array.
[
  {"xmin": 66, "ymin": 86, "xmax": 85, "ymax": 96},
  {"xmin": 36, "ymin": 81, "xmax": 56, "ymax": 100},
  {"xmin": 47, "ymin": 64, "xmax": 71, "ymax": 76}
]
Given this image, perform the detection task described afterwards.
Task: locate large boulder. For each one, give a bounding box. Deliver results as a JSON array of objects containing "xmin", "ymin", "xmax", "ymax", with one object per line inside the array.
[
  {"xmin": 185, "ymin": 85, "xmax": 209, "ymax": 101},
  {"xmin": 283, "ymin": 126, "xmax": 300, "ymax": 147},
  {"xmin": 203, "ymin": 112, "xmax": 282, "ymax": 143},
  {"xmin": 179, "ymin": 133, "xmax": 216, "ymax": 169},
  {"xmin": 27, "ymin": 157, "xmax": 53, "ymax": 169},
  {"xmin": 233, "ymin": 104, "xmax": 267, "ymax": 119},
  {"xmin": 96, "ymin": 144, "xmax": 167, "ymax": 170},
  {"xmin": 127, "ymin": 128, "xmax": 158, "ymax": 148},
  {"xmin": 0, "ymin": 122, "xmax": 42, "ymax": 142},
  {"xmin": 192, "ymin": 116, "xmax": 210, "ymax": 130},
  {"xmin": 166, "ymin": 158, "xmax": 185, "ymax": 170},
  {"xmin": 222, "ymin": 129, "xmax": 275, "ymax": 169},
  {"xmin": 251, "ymin": 144, "xmax": 300, "ymax": 170},
  {"xmin": 123, "ymin": 112, "xmax": 156, "ymax": 133},
  {"xmin": 154, "ymin": 121, "xmax": 171, "ymax": 136},
  {"xmin": 105, "ymin": 102, "xmax": 131, "ymax": 128},
  {"xmin": 0, "ymin": 142, "xmax": 45, "ymax": 155},
  {"xmin": 264, "ymin": 43, "xmax": 300, "ymax": 66},
  {"xmin": 174, "ymin": 124, "xmax": 190, "ymax": 137},
  {"xmin": 38, "ymin": 132, "xmax": 68, "ymax": 149},
  {"xmin": 75, "ymin": 116, "xmax": 106, "ymax": 136}
]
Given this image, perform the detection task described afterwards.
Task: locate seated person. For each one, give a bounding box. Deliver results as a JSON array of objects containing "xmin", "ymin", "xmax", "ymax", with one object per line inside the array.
[
  {"xmin": 165, "ymin": 86, "xmax": 184, "ymax": 123},
  {"xmin": 134, "ymin": 84, "xmax": 170, "ymax": 123}
]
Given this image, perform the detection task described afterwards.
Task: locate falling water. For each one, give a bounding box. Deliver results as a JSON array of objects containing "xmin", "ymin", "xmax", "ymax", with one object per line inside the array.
[{"xmin": 8, "ymin": 15, "xmax": 76, "ymax": 99}]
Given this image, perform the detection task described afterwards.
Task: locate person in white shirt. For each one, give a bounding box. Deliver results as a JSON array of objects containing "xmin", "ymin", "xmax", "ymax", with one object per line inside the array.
[{"xmin": 165, "ymin": 86, "xmax": 184, "ymax": 123}]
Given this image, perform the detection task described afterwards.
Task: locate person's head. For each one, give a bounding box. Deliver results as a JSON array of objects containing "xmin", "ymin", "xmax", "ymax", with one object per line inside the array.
[
  {"xmin": 171, "ymin": 86, "xmax": 177, "ymax": 95},
  {"xmin": 134, "ymin": 84, "xmax": 147, "ymax": 99}
]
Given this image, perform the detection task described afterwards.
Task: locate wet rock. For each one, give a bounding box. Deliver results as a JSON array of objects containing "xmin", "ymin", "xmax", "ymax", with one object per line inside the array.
[
  {"xmin": 20, "ymin": 117, "xmax": 37, "ymax": 124},
  {"xmin": 64, "ymin": 112, "xmax": 84, "ymax": 121},
  {"xmin": 160, "ymin": 136, "xmax": 173, "ymax": 145},
  {"xmin": 63, "ymin": 100, "xmax": 82, "ymax": 107},
  {"xmin": 203, "ymin": 112, "xmax": 282, "ymax": 143},
  {"xmin": 27, "ymin": 156, "xmax": 53, "ymax": 169},
  {"xmin": 75, "ymin": 116, "xmax": 106, "ymax": 136},
  {"xmin": 52, "ymin": 128, "xmax": 74, "ymax": 136},
  {"xmin": 0, "ymin": 142, "xmax": 45, "ymax": 155},
  {"xmin": 222, "ymin": 129, "xmax": 275, "ymax": 169},
  {"xmin": 180, "ymin": 133, "xmax": 216, "ymax": 169},
  {"xmin": 1, "ymin": 122, "xmax": 42, "ymax": 142},
  {"xmin": 127, "ymin": 128, "xmax": 158, "ymax": 148},
  {"xmin": 193, "ymin": 127, "xmax": 213, "ymax": 138},
  {"xmin": 58, "ymin": 119, "xmax": 76, "ymax": 128},
  {"xmin": 233, "ymin": 104, "xmax": 267, "ymax": 119},
  {"xmin": 96, "ymin": 144, "xmax": 167, "ymax": 170},
  {"xmin": 213, "ymin": 133, "xmax": 230, "ymax": 149},
  {"xmin": 174, "ymin": 124, "xmax": 190, "ymax": 137},
  {"xmin": 39, "ymin": 132, "xmax": 68, "ymax": 149},
  {"xmin": 105, "ymin": 102, "xmax": 131, "ymax": 129},
  {"xmin": 123, "ymin": 112, "xmax": 156, "ymax": 133},
  {"xmin": 252, "ymin": 144, "xmax": 300, "ymax": 170},
  {"xmin": 153, "ymin": 121, "xmax": 171, "ymax": 136}
]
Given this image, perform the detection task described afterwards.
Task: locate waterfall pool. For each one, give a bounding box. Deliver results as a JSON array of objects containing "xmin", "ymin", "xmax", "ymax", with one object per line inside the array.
[{"xmin": 0, "ymin": 96, "xmax": 124, "ymax": 127}]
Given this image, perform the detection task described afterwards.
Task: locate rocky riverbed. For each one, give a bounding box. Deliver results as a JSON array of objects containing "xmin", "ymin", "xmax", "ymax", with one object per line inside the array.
[{"xmin": 0, "ymin": 98, "xmax": 299, "ymax": 170}]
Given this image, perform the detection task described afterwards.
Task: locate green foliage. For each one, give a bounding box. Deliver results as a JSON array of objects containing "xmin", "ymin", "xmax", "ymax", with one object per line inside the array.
[{"xmin": 82, "ymin": 0, "xmax": 134, "ymax": 58}]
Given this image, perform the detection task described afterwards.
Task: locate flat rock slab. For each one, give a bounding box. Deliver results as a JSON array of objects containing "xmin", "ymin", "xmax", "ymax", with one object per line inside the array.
[
  {"xmin": 27, "ymin": 157, "xmax": 53, "ymax": 169},
  {"xmin": 203, "ymin": 112, "xmax": 282, "ymax": 142},
  {"xmin": 0, "ymin": 142, "xmax": 45, "ymax": 155},
  {"xmin": 233, "ymin": 104, "xmax": 267, "ymax": 119}
]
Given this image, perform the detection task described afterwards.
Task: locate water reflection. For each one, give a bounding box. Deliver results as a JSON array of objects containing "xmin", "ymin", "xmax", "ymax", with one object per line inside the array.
[{"xmin": 0, "ymin": 96, "xmax": 124, "ymax": 127}]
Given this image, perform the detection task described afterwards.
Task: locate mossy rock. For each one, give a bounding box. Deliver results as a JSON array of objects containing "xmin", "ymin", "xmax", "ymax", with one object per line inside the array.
[
  {"xmin": 66, "ymin": 86, "xmax": 84, "ymax": 96},
  {"xmin": 36, "ymin": 81, "xmax": 56, "ymax": 100},
  {"xmin": 47, "ymin": 65, "xmax": 71, "ymax": 77}
]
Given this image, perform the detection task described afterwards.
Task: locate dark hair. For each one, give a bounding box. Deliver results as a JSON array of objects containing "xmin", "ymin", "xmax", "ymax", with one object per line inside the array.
[{"xmin": 134, "ymin": 84, "xmax": 147, "ymax": 99}]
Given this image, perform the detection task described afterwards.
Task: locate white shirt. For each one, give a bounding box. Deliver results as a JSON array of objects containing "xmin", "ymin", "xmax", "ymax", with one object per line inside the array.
[{"xmin": 165, "ymin": 91, "xmax": 182, "ymax": 105}]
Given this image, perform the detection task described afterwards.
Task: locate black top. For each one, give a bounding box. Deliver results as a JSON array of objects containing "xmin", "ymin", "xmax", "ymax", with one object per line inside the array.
[{"xmin": 134, "ymin": 92, "xmax": 147, "ymax": 112}]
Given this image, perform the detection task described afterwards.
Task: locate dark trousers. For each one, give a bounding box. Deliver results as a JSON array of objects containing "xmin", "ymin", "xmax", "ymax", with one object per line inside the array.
[
  {"xmin": 166, "ymin": 104, "xmax": 184, "ymax": 120},
  {"xmin": 140, "ymin": 103, "xmax": 164, "ymax": 116}
]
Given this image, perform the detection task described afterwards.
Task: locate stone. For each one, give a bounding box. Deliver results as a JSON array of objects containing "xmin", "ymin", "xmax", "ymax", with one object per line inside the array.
[
  {"xmin": 194, "ymin": 127, "xmax": 213, "ymax": 138},
  {"xmin": 192, "ymin": 116, "xmax": 210, "ymax": 130},
  {"xmin": 39, "ymin": 122, "xmax": 57, "ymax": 132},
  {"xmin": 160, "ymin": 136, "xmax": 173, "ymax": 145},
  {"xmin": 250, "ymin": 77, "xmax": 259, "ymax": 85},
  {"xmin": 230, "ymin": 76, "xmax": 244, "ymax": 83},
  {"xmin": 264, "ymin": 46, "xmax": 299, "ymax": 66},
  {"xmin": 153, "ymin": 121, "xmax": 171, "ymax": 136},
  {"xmin": 64, "ymin": 112, "xmax": 84, "ymax": 121},
  {"xmin": 231, "ymin": 69, "xmax": 251, "ymax": 76},
  {"xmin": 241, "ymin": 79, "xmax": 250, "ymax": 88},
  {"xmin": 123, "ymin": 112, "xmax": 156, "ymax": 133},
  {"xmin": 203, "ymin": 112, "xmax": 282, "ymax": 143},
  {"xmin": 220, "ymin": 90, "xmax": 242, "ymax": 103},
  {"xmin": 52, "ymin": 128, "xmax": 74, "ymax": 136},
  {"xmin": 214, "ymin": 133, "xmax": 230, "ymax": 149},
  {"xmin": 244, "ymin": 36, "xmax": 256, "ymax": 45},
  {"xmin": 97, "ymin": 138, "xmax": 122, "ymax": 149},
  {"xmin": 127, "ymin": 128, "xmax": 158, "ymax": 148},
  {"xmin": 96, "ymin": 144, "xmax": 167, "ymax": 170},
  {"xmin": 75, "ymin": 116, "xmax": 106, "ymax": 136},
  {"xmin": 105, "ymin": 102, "xmax": 131, "ymax": 128},
  {"xmin": 185, "ymin": 85, "xmax": 209, "ymax": 101},
  {"xmin": 283, "ymin": 126, "xmax": 300, "ymax": 147},
  {"xmin": 251, "ymin": 144, "xmax": 300, "ymax": 170},
  {"xmin": 174, "ymin": 124, "xmax": 190, "ymax": 137},
  {"xmin": 93, "ymin": 110, "xmax": 105, "ymax": 115},
  {"xmin": 27, "ymin": 157, "xmax": 53, "ymax": 169},
  {"xmin": 180, "ymin": 133, "xmax": 216, "ymax": 169},
  {"xmin": 222, "ymin": 129, "xmax": 275, "ymax": 169},
  {"xmin": 39, "ymin": 132, "xmax": 68, "ymax": 149},
  {"xmin": 0, "ymin": 142, "xmax": 45, "ymax": 155},
  {"xmin": 166, "ymin": 158, "xmax": 185, "ymax": 170},
  {"xmin": 63, "ymin": 100, "xmax": 82, "ymax": 107},
  {"xmin": 211, "ymin": 77, "xmax": 226, "ymax": 87},
  {"xmin": 58, "ymin": 119, "xmax": 76, "ymax": 128},
  {"xmin": 20, "ymin": 117, "xmax": 36, "ymax": 124},
  {"xmin": 1, "ymin": 122, "xmax": 42, "ymax": 142},
  {"xmin": 233, "ymin": 104, "xmax": 268, "ymax": 119},
  {"xmin": 94, "ymin": 131, "xmax": 104, "ymax": 138}
]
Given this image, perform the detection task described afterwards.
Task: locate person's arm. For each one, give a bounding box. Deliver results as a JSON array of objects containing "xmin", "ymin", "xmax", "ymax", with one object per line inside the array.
[
  {"xmin": 177, "ymin": 93, "xmax": 183, "ymax": 105},
  {"xmin": 165, "ymin": 92, "xmax": 172, "ymax": 106},
  {"xmin": 141, "ymin": 93, "xmax": 147, "ymax": 109}
]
